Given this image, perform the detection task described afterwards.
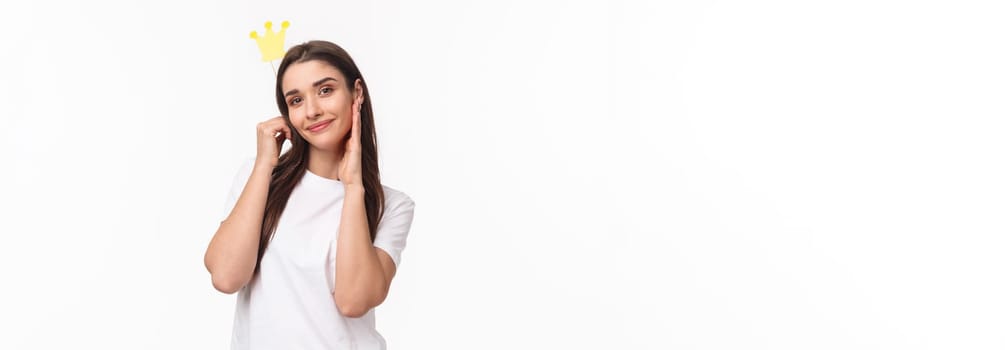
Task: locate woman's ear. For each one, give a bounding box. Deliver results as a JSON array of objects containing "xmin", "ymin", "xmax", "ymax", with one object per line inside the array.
[{"xmin": 354, "ymin": 79, "xmax": 364, "ymax": 103}]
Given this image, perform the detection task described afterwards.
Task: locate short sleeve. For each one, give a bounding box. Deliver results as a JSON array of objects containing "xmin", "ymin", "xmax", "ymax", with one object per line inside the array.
[
  {"xmin": 372, "ymin": 190, "xmax": 416, "ymax": 268},
  {"xmin": 220, "ymin": 157, "xmax": 257, "ymax": 223}
]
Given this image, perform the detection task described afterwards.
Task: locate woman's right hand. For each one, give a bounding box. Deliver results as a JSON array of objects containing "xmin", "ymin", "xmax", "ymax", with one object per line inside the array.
[{"xmin": 255, "ymin": 116, "xmax": 292, "ymax": 169}]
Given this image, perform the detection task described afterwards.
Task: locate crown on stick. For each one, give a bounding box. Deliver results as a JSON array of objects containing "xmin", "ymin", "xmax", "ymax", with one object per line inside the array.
[{"xmin": 250, "ymin": 21, "xmax": 290, "ymax": 62}]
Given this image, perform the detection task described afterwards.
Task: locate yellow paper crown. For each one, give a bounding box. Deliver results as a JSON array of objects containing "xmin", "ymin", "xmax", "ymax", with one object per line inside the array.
[{"xmin": 250, "ymin": 21, "xmax": 290, "ymax": 62}]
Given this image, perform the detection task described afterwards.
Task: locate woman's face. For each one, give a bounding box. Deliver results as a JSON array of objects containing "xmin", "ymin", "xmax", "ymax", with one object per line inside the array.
[{"xmin": 281, "ymin": 60, "xmax": 361, "ymax": 153}]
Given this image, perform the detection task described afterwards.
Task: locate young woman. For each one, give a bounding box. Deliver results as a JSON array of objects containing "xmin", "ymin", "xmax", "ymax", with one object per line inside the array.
[{"xmin": 204, "ymin": 40, "xmax": 416, "ymax": 349}]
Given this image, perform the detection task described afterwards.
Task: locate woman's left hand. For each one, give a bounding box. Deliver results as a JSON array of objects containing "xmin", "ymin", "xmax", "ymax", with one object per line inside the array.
[{"xmin": 338, "ymin": 96, "xmax": 364, "ymax": 187}]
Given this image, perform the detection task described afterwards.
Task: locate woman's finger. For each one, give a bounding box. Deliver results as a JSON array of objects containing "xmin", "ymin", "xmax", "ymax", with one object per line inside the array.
[
  {"xmin": 353, "ymin": 100, "xmax": 362, "ymax": 141},
  {"xmin": 271, "ymin": 119, "xmax": 290, "ymax": 139}
]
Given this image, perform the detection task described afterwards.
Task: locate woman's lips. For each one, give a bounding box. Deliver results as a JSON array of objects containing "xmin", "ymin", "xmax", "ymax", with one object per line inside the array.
[{"xmin": 308, "ymin": 120, "xmax": 333, "ymax": 133}]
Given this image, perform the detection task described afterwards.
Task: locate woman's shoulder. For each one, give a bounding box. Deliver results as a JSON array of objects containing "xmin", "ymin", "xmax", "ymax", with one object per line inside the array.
[{"xmin": 380, "ymin": 184, "xmax": 415, "ymax": 209}]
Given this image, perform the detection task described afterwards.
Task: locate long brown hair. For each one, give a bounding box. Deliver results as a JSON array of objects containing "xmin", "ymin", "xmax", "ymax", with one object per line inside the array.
[{"xmin": 256, "ymin": 40, "xmax": 385, "ymax": 273}]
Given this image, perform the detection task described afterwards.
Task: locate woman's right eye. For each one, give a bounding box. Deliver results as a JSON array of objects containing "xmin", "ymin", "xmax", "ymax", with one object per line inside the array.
[{"xmin": 289, "ymin": 97, "xmax": 302, "ymax": 106}]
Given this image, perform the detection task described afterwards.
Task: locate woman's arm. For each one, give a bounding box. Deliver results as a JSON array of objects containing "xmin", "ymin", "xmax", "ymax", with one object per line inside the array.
[
  {"xmin": 333, "ymin": 185, "xmax": 396, "ymax": 317},
  {"xmin": 203, "ymin": 163, "xmax": 272, "ymax": 294}
]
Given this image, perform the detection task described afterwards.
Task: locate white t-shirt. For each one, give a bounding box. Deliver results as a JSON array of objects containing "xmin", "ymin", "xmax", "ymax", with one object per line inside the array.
[{"xmin": 219, "ymin": 157, "xmax": 416, "ymax": 350}]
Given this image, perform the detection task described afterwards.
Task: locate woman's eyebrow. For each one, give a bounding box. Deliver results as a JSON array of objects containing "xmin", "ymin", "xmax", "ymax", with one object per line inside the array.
[
  {"xmin": 313, "ymin": 77, "xmax": 338, "ymax": 86},
  {"xmin": 284, "ymin": 77, "xmax": 339, "ymax": 97}
]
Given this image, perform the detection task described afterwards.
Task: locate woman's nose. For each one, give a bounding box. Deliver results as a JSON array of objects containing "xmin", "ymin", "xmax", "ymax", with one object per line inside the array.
[{"xmin": 304, "ymin": 98, "xmax": 322, "ymax": 119}]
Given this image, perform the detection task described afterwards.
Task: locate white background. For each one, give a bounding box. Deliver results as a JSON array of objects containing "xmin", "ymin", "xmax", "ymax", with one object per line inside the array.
[{"xmin": 1, "ymin": 0, "xmax": 1003, "ymax": 349}]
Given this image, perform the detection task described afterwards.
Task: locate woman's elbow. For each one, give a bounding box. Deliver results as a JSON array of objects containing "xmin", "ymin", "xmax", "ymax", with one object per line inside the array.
[
  {"xmin": 211, "ymin": 273, "xmax": 246, "ymax": 294},
  {"xmin": 334, "ymin": 295, "xmax": 372, "ymax": 318}
]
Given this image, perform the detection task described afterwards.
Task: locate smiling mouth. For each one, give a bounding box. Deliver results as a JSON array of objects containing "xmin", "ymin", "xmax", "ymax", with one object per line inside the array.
[{"xmin": 307, "ymin": 120, "xmax": 333, "ymax": 132}]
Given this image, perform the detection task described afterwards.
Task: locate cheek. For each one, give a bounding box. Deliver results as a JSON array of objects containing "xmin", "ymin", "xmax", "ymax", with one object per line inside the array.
[
  {"xmin": 335, "ymin": 121, "xmax": 351, "ymax": 137},
  {"xmin": 288, "ymin": 115, "xmax": 305, "ymax": 133},
  {"xmin": 325, "ymin": 121, "xmax": 349, "ymax": 141},
  {"xmin": 322, "ymin": 98, "xmax": 347, "ymax": 116}
]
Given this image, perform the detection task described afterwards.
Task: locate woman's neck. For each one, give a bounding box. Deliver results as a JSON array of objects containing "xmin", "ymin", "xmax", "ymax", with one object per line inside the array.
[{"xmin": 307, "ymin": 147, "xmax": 345, "ymax": 181}]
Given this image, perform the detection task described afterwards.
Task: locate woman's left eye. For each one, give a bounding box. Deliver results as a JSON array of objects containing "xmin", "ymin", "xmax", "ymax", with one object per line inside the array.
[{"xmin": 320, "ymin": 86, "xmax": 332, "ymax": 95}]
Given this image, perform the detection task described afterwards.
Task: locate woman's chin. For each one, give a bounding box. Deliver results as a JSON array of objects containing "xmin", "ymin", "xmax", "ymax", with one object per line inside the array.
[{"xmin": 305, "ymin": 137, "xmax": 343, "ymax": 153}]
